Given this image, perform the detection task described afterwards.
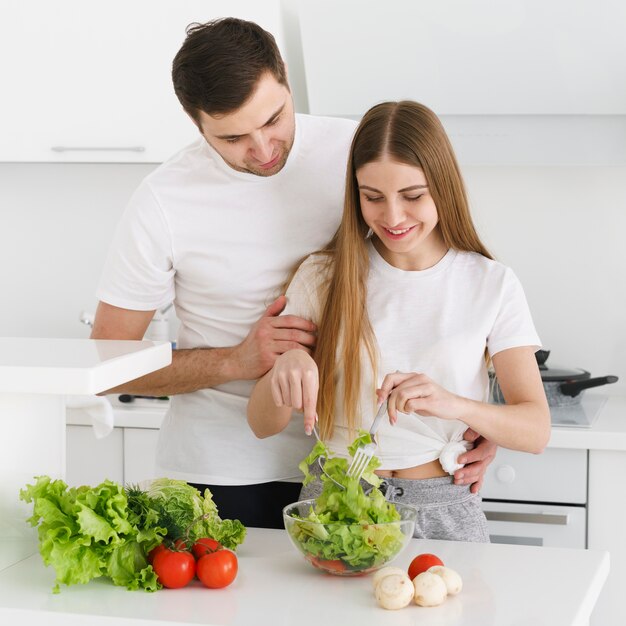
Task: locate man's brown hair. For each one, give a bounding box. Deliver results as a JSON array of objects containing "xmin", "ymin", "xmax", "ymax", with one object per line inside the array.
[{"xmin": 172, "ymin": 17, "xmax": 288, "ymax": 125}]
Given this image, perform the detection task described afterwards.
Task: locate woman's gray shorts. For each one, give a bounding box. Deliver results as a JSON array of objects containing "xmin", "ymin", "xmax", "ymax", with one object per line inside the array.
[{"xmin": 299, "ymin": 464, "xmax": 490, "ymax": 544}]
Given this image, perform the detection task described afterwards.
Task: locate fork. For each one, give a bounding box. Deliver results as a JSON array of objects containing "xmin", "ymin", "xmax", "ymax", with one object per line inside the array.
[{"xmin": 346, "ymin": 401, "xmax": 388, "ymax": 480}]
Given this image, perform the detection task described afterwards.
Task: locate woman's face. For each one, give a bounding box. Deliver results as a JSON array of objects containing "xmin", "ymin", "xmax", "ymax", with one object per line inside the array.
[{"xmin": 357, "ymin": 156, "xmax": 447, "ymax": 270}]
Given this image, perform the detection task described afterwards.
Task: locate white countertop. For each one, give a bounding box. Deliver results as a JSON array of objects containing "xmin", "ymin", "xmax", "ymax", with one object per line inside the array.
[
  {"xmin": 68, "ymin": 393, "xmax": 626, "ymax": 451},
  {"xmin": 549, "ymin": 394, "xmax": 626, "ymax": 450},
  {"xmin": 0, "ymin": 528, "xmax": 609, "ymax": 626},
  {"xmin": 0, "ymin": 337, "xmax": 172, "ymax": 394}
]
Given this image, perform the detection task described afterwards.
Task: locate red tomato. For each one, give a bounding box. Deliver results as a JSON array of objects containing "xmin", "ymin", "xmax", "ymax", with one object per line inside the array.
[
  {"xmin": 192, "ymin": 537, "xmax": 223, "ymax": 560},
  {"xmin": 173, "ymin": 538, "xmax": 188, "ymax": 551},
  {"xmin": 408, "ymin": 553, "xmax": 444, "ymax": 581},
  {"xmin": 308, "ymin": 556, "xmax": 347, "ymax": 573},
  {"xmin": 153, "ymin": 548, "xmax": 196, "ymax": 589},
  {"xmin": 148, "ymin": 543, "xmax": 167, "ymax": 565},
  {"xmin": 196, "ymin": 550, "xmax": 238, "ymax": 589}
]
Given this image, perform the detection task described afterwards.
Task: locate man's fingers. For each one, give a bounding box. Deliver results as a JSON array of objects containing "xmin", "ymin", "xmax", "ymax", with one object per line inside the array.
[
  {"xmin": 274, "ymin": 341, "xmax": 312, "ymax": 356},
  {"xmin": 463, "ymin": 428, "xmax": 481, "ymax": 443},
  {"xmin": 271, "ymin": 314, "xmax": 317, "ymax": 333},
  {"xmin": 273, "ymin": 328, "xmax": 317, "ymax": 347},
  {"xmin": 263, "ymin": 295, "xmax": 287, "ymax": 318},
  {"xmin": 458, "ymin": 438, "xmax": 497, "ymax": 465},
  {"xmin": 454, "ymin": 460, "xmax": 484, "ymax": 485},
  {"xmin": 457, "ymin": 447, "xmax": 487, "ymax": 466},
  {"xmin": 469, "ymin": 477, "xmax": 483, "ymax": 494}
]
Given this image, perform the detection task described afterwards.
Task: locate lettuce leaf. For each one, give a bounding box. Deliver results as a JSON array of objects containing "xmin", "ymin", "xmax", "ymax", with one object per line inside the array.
[
  {"xmin": 142, "ymin": 478, "xmax": 246, "ymax": 550},
  {"xmin": 20, "ymin": 476, "xmax": 164, "ymax": 593}
]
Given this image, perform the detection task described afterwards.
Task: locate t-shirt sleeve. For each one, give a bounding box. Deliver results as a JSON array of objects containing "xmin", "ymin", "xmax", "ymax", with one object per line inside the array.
[
  {"xmin": 487, "ymin": 267, "xmax": 542, "ymax": 357},
  {"xmin": 282, "ymin": 255, "xmax": 329, "ymax": 323},
  {"xmin": 96, "ymin": 182, "xmax": 175, "ymax": 311}
]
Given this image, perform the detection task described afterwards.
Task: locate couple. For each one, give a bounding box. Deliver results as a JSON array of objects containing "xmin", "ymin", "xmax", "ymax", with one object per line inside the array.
[{"xmin": 92, "ymin": 18, "xmax": 550, "ymax": 541}]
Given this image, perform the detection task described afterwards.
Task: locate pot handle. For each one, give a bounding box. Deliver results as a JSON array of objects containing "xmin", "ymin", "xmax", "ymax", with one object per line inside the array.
[{"xmin": 559, "ymin": 375, "xmax": 619, "ymax": 398}]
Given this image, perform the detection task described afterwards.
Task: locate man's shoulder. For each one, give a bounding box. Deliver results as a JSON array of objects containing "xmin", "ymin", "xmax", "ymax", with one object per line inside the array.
[{"xmin": 143, "ymin": 137, "xmax": 209, "ymax": 186}]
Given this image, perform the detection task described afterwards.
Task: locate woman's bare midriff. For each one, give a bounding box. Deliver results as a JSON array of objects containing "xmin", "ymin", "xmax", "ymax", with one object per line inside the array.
[{"xmin": 375, "ymin": 458, "xmax": 449, "ymax": 480}]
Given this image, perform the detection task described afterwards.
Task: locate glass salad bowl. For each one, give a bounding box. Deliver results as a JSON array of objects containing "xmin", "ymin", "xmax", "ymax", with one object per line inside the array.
[{"xmin": 283, "ymin": 498, "xmax": 417, "ymax": 576}]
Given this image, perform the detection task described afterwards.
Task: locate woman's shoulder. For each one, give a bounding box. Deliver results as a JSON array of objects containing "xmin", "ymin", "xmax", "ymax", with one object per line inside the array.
[
  {"xmin": 453, "ymin": 252, "xmax": 529, "ymax": 304},
  {"xmin": 290, "ymin": 252, "xmax": 334, "ymax": 290},
  {"xmin": 454, "ymin": 250, "xmax": 514, "ymax": 279}
]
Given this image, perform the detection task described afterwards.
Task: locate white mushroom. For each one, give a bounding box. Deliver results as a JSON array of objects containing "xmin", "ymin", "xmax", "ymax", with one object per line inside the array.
[
  {"xmin": 372, "ymin": 566, "xmax": 409, "ymax": 590},
  {"xmin": 374, "ymin": 573, "xmax": 415, "ymax": 610},
  {"xmin": 428, "ymin": 565, "xmax": 463, "ymax": 595},
  {"xmin": 412, "ymin": 571, "xmax": 448, "ymax": 607}
]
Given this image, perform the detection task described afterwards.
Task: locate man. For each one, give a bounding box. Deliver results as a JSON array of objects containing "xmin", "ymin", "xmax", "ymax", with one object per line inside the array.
[{"xmin": 92, "ymin": 17, "xmax": 495, "ymax": 528}]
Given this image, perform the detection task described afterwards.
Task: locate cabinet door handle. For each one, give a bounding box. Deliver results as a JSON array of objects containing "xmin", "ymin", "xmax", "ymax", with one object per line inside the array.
[
  {"xmin": 51, "ymin": 146, "xmax": 146, "ymax": 152},
  {"xmin": 484, "ymin": 511, "xmax": 569, "ymax": 525}
]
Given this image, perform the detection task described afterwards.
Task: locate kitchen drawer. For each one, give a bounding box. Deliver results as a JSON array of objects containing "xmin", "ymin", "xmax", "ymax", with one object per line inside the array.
[
  {"xmin": 481, "ymin": 500, "xmax": 586, "ymax": 549},
  {"xmin": 481, "ymin": 447, "xmax": 587, "ymax": 504}
]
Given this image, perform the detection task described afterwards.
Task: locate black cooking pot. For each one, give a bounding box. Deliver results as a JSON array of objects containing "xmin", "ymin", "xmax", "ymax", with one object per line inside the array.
[{"xmin": 491, "ymin": 349, "xmax": 618, "ymax": 407}]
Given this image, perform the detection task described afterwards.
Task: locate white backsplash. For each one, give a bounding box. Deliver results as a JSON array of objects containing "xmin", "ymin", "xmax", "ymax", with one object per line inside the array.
[{"xmin": 1, "ymin": 162, "xmax": 624, "ymax": 394}]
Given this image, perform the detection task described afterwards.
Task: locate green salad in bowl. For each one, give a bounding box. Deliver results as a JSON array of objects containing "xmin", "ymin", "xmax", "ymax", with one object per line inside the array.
[{"xmin": 283, "ymin": 432, "xmax": 417, "ymax": 576}]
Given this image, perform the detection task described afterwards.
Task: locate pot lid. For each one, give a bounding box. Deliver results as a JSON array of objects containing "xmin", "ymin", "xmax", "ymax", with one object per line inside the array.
[{"xmin": 536, "ymin": 349, "xmax": 590, "ymax": 382}]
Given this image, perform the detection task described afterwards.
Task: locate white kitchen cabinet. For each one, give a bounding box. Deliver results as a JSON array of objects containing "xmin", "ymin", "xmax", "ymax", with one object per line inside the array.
[
  {"xmin": 123, "ymin": 427, "xmax": 160, "ymax": 485},
  {"xmin": 0, "ymin": 1, "xmax": 284, "ymax": 162},
  {"xmin": 588, "ymin": 450, "xmax": 626, "ymax": 625},
  {"xmin": 481, "ymin": 447, "xmax": 587, "ymax": 504},
  {"xmin": 66, "ymin": 425, "xmax": 160, "ymax": 487},
  {"xmin": 299, "ymin": 0, "xmax": 626, "ymax": 117},
  {"xmin": 65, "ymin": 424, "xmax": 124, "ymax": 486}
]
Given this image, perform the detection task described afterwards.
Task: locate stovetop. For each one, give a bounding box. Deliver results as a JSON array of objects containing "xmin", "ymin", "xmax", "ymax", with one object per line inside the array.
[{"xmin": 550, "ymin": 394, "xmax": 608, "ymax": 428}]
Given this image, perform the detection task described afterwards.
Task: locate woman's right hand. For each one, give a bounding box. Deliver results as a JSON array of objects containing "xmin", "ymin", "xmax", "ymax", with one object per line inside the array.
[{"xmin": 269, "ymin": 349, "xmax": 319, "ymax": 435}]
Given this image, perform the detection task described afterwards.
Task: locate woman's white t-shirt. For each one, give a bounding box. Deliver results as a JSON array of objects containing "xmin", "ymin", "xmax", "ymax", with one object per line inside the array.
[{"xmin": 283, "ymin": 241, "xmax": 541, "ymax": 472}]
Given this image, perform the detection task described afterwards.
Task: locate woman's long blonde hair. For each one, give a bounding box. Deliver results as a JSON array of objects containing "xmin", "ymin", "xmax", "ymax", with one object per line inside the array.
[{"xmin": 313, "ymin": 101, "xmax": 493, "ymax": 440}]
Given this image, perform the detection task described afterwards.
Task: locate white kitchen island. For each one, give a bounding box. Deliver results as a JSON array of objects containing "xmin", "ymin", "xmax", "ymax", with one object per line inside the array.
[
  {"xmin": 0, "ymin": 527, "xmax": 609, "ymax": 626},
  {"xmin": 0, "ymin": 337, "xmax": 171, "ymax": 575}
]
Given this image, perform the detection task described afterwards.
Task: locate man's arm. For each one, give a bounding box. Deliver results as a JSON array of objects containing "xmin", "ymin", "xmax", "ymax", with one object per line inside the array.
[{"xmin": 90, "ymin": 297, "xmax": 317, "ymax": 396}]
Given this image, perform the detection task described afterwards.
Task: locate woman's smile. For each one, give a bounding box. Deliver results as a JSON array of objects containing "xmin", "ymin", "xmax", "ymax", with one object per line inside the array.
[{"xmin": 381, "ymin": 224, "xmax": 417, "ymax": 240}]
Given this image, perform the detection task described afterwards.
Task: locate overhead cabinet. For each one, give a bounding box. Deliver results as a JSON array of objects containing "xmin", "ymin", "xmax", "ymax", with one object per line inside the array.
[
  {"xmin": 299, "ymin": 0, "xmax": 626, "ymax": 117},
  {"xmin": 0, "ymin": 1, "xmax": 284, "ymax": 162}
]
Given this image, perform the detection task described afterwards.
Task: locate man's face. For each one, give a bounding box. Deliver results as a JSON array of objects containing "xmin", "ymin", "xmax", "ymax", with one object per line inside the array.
[{"xmin": 197, "ymin": 73, "xmax": 296, "ymax": 177}]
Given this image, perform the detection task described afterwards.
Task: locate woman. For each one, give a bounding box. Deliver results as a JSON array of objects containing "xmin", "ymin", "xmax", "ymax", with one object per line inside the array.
[{"xmin": 247, "ymin": 101, "xmax": 550, "ymax": 542}]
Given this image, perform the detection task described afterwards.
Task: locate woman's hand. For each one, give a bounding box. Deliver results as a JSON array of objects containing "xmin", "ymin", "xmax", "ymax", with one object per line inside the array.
[
  {"xmin": 270, "ymin": 349, "xmax": 319, "ymax": 435},
  {"xmin": 378, "ymin": 371, "xmax": 466, "ymax": 423}
]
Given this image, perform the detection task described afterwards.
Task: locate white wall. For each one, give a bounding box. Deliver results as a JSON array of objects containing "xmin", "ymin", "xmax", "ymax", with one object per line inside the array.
[
  {"xmin": 464, "ymin": 166, "xmax": 626, "ymax": 394},
  {"xmin": 0, "ymin": 163, "xmax": 156, "ymax": 338},
  {"xmin": 1, "ymin": 162, "xmax": 624, "ymax": 393}
]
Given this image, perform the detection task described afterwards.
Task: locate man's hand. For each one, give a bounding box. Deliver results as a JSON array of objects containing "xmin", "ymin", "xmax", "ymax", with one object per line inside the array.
[
  {"xmin": 454, "ymin": 429, "xmax": 497, "ymax": 494},
  {"xmin": 231, "ymin": 295, "xmax": 317, "ymax": 380}
]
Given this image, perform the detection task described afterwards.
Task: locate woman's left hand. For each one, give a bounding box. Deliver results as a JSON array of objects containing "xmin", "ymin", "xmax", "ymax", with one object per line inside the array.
[{"xmin": 378, "ymin": 371, "xmax": 466, "ymax": 424}]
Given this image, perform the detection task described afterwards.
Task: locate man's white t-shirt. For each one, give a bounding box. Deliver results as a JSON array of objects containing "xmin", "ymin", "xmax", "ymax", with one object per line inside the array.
[
  {"xmin": 96, "ymin": 113, "xmax": 357, "ymax": 484},
  {"xmin": 284, "ymin": 241, "xmax": 541, "ymax": 473}
]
